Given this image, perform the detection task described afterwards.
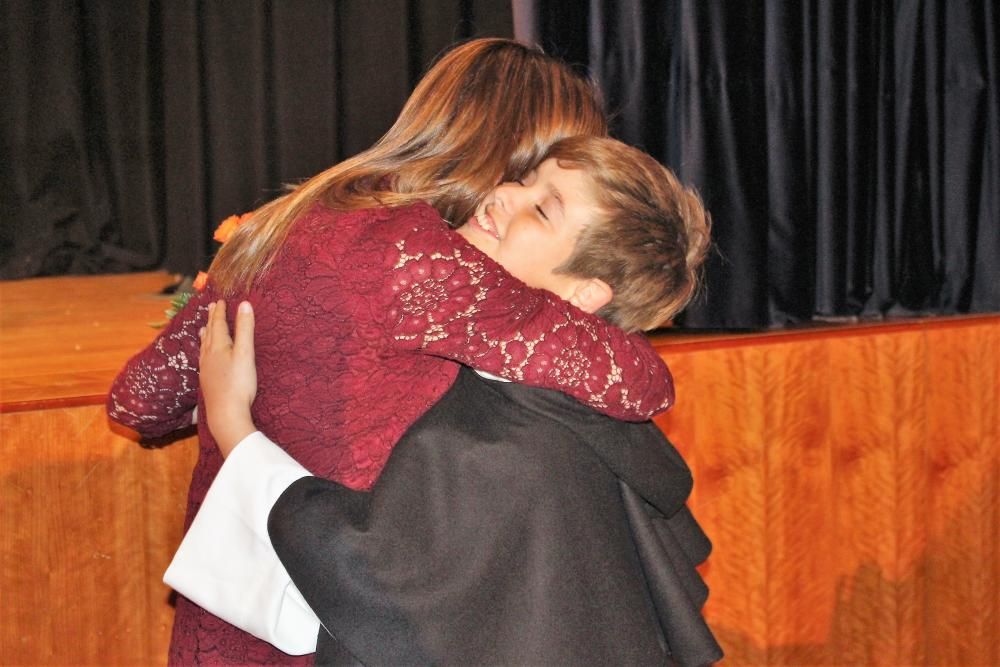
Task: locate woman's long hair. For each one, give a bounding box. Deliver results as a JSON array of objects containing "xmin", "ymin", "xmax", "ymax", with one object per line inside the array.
[{"xmin": 210, "ymin": 38, "xmax": 607, "ymax": 295}]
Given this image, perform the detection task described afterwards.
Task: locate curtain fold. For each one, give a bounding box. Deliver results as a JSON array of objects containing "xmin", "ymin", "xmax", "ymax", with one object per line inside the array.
[
  {"xmin": 520, "ymin": 0, "xmax": 999, "ymax": 328},
  {"xmin": 4, "ymin": 1, "xmax": 996, "ymax": 327},
  {"xmin": 1, "ymin": 0, "xmax": 511, "ymax": 280}
]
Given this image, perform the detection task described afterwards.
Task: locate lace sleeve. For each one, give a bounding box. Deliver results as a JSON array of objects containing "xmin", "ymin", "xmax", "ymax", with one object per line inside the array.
[
  {"xmin": 383, "ymin": 209, "xmax": 674, "ymax": 421},
  {"xmin": 106, "ymin": 289, "xmax": 213, "ymax": 438}
]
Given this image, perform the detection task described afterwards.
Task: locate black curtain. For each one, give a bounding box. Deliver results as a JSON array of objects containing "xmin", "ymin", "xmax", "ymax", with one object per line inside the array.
[
  {"xmin": 520, "ymin": 0, "xmax": 999, "ymax": 328},
  {"xmin": 0, "ymin": 0, "xmax": 511, "ymax": 280},
  {"xmin": 5, "ymin": 1, "xmax": 998, "ymax": 329}
]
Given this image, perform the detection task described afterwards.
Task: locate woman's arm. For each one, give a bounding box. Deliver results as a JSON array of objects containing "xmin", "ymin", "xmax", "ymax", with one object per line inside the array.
[
  {"xmin": 382, "ymin": 205, "xmax": 674, "ymax": 421},
  {"xmin": 106, "ymin": 289, "xmax": 215, "ymax": 437}
]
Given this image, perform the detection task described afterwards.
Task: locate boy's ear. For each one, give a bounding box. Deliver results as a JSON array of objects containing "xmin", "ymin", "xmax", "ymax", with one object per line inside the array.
[{"xmin": 567, "ymin": 277, "xmax": 613, "ymax": 314}]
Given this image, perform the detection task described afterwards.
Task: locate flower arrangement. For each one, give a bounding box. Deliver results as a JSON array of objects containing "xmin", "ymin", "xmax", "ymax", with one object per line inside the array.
[{"xmin": 151, "ymin": 212, "xmax": 253, "ymax": 327}]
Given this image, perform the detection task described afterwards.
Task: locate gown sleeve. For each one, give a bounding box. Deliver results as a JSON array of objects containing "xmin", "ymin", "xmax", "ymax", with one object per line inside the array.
[
  {"xmin": 383, "ymin": 207, "xmax": 675, "ymax": 421},
  {"xmin": 162, "ymin": 431, "xmax": 319, "ymax": 656},
  {"xmin": 106, "ymin": 289, "xmax": 214, "ymax": 438}
]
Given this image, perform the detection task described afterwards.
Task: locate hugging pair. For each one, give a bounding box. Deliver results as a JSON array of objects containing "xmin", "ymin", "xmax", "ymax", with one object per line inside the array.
[{"xmin": 110, "ymin": 37, "xmax": 720, "ymax": 666}]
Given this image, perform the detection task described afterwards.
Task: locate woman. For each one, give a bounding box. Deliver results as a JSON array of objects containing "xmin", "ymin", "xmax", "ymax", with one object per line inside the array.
[{"xmin": 109, "ymin": 38, "xmax": 678, "ymax": 665}]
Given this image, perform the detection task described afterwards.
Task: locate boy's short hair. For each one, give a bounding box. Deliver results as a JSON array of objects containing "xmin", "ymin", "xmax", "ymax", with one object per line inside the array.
[
  {"xmin": 549, "ymin": 136, "xmax": 711, "ymax": 332},
  {"xmin": 546, "ymin": 136, "xmax": 711, "ymax": 331}
]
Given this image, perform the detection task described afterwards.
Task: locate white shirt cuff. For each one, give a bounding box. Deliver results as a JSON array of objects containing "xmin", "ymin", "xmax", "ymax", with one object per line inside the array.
[{"xmin": 163, "ymin": 431, "xmax": 321, "ymax": 655}]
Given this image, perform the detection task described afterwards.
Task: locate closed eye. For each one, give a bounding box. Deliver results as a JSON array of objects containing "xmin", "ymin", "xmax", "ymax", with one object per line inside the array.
[{"xmin": 535, "ymin": 204, "xmax": 549, "ymax": 221}]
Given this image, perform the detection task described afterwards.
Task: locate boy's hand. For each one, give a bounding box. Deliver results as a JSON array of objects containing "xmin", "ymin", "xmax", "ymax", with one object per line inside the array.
[{"xmin": 199, "ymin": 300, "xmax": 258, "ymax": 457}]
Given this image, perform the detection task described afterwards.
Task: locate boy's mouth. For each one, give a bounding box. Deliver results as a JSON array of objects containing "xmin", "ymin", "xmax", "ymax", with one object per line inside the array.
[{"xmin": 473, "ymin": 211, "xmax": 501, "ymax": 240}]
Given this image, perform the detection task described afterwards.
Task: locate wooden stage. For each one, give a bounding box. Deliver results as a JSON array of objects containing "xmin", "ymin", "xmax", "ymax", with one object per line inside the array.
[{"xmin": 2, "ymin": 272, "xmax": 998, "ymax": 665}]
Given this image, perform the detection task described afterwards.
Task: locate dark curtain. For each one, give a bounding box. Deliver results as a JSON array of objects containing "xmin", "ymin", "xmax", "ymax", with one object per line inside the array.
[
  {"xmin": 519, "ymin": 0, "xmax": 999, "ymax": 328},
  {"xmin": 0, "ymin": 0, "xmax": 511, "ymax": 279}
]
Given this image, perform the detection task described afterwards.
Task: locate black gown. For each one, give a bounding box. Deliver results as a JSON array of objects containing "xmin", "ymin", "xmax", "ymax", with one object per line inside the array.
[{"xmin": 268, "ymin": 368, "xmax": 723, "ymax": 666}]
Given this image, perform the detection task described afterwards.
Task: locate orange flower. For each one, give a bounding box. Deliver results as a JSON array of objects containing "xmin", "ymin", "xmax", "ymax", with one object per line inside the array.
[
  {"xmin": 213, "ymin": 212, "xmax": 253, "ymax": 244},
  {"xmin": 192, "ymin": 271, "xmax": 209, "ymax": 291}
]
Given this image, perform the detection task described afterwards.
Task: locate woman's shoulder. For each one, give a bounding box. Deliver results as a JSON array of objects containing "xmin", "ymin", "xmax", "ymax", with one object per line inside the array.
[
  {"xmin": 295, "ymin": 200, "xmax": 445, "ymax": 235},
  {"xmin": 279, "ymin": 201, "xmax": 457, "ymax": 267},
  {"xmin": 368, "ymin": 200, "xmax": 447, "ymax": 230}
]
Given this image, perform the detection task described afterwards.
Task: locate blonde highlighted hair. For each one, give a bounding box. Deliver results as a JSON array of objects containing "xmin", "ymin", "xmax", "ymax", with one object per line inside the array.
[
  {"xmin": 210, "ymin": 38, "xmax": 607, "ymax": 294},
  {"xmin": 549, "ymin": 136, "xmax": 711, "ymax": 332}
]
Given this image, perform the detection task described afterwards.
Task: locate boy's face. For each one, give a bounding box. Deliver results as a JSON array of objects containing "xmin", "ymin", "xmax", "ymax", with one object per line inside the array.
[{"xmin": 457, "ymin": 158, "xmax": 599, "ymax": 300}]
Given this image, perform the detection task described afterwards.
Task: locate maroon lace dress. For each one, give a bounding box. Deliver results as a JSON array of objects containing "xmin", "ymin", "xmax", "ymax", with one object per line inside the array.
[{"xmin": 108, "ymin": 202, "xmax": 675, "ymax": 665}]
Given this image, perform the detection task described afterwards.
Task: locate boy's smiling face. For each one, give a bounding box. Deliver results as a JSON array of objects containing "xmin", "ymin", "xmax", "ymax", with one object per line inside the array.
[{"xmin": 457, "ymin": 158, "xmax": 600, "ymax": 301}]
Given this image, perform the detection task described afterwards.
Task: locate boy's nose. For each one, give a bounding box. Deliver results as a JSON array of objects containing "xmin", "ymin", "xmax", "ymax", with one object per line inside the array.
[
  {"xmin": 495, "ymin": 181, "xmax": 527, "ymax": 212},
  {"xmin": 493, "ymin": 184, "xmax": 515, "ymax": 214}
]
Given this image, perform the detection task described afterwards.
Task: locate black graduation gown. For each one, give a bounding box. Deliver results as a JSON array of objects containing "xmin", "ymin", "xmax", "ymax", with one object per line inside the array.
[{"xmin": 268, "ymin": 368, "xmax": 723, "ymax": 666}]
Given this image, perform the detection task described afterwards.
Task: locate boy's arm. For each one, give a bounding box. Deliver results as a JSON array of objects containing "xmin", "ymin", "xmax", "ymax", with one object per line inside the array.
[
  {"xmin": 165, "ymin": 301, "xmax": 318, "ymax": 653},
  {"xmin": 385, "ymin": 208, "xmax": 674, "ymax": 421},
  {"xmin": 106, "ymin": 289, "xmax": 214, "ymax": 438},
  {"xmin": 163, "ymin": 431, "xmax": 319, "ymax": 655}
]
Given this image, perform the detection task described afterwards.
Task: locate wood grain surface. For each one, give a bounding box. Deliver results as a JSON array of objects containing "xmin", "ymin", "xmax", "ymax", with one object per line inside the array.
[
  {"xmin": 1, "ymin": 407, "xmax": 196, "ymax": 665},
  {"xmin": 1, "ymin": 273, "xmax": 997, "ymax": 665},
  {"xmin": 1, "ymin": 272, "xmax": 184, "ymax": 411},
  {"xmin": 655, "ymin": 317, "xmax": 999, "ymax": 666},
  {"xmin": 2, "ymin": 273, "xmax": 198, "ymax": 665}
]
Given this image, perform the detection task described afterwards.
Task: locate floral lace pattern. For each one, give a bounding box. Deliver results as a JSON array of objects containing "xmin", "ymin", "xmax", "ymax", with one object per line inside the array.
[
  {"xmin": 108, "ymin": 202, "xmax": 674, "ymax": 665},
  {"xmin": 106, "ymin": 291, "xmax": 211, "ymax": 437}
]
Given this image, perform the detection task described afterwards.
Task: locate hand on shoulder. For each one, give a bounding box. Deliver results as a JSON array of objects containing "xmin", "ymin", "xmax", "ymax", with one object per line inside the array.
[{"xmin": 199, "ymin": 300, "xmax": 259, "ymax": 457}]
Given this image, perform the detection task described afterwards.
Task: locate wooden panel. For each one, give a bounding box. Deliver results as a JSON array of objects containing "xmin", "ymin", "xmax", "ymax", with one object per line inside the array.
[
  {"xmin": 1, "ymin": 273, "xmax": 996, "ymax": 665},
  {"xmin": 0, "ymin": 272, "xmax": 179, "ymax": 410},
  {"xmin": 922, "ymin": 323, "xmax": 999, "ymax": 666},
  {"xmin": 0, "ymin": 406, "xmax": 197, "ymax": 666},
  {"xmin": 655, "ymin": 317, "xmax": 1000, "ymax": 666}
]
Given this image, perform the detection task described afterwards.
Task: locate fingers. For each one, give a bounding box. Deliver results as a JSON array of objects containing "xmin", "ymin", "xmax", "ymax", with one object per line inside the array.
[
  {"xmin": 211, "ymin": 300, "xmax": 234, "ymax": 347},
  {"xmin": 197, "ymin": 299, "xmax": 253, "ymax": 354},
  {"xmin": 232, "ymin": 301, "xmax": 255, "ymax": 361},
  {"xmin": 198, "ymin": 301, "xmax": 215, "ymax": 347},
  {"xmin": 199, "ymin": 300, "xmax": 230, "ymax": 361}
]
